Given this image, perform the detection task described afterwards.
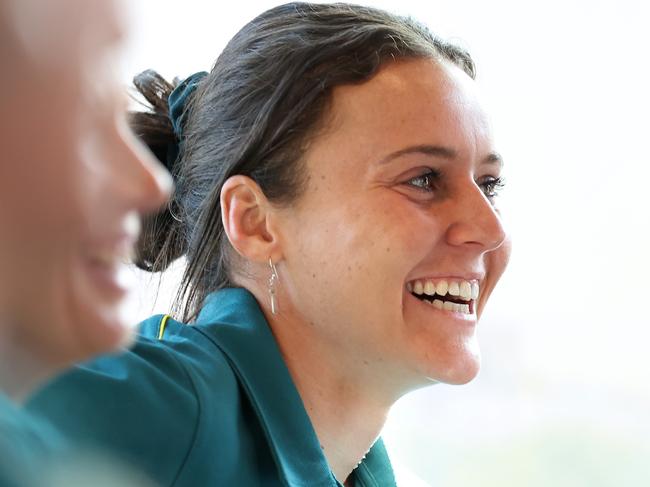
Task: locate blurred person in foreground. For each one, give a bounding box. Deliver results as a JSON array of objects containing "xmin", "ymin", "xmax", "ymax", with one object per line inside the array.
[
  {"xmin": 27, "ymin": 3, "xmax": 511, "ymax": 486},
  {"xmin": 0, "ymin": 0, "xmax": 171, "ymax": 484}
]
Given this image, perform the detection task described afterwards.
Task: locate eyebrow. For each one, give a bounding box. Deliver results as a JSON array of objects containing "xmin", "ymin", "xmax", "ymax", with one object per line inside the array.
[{"xmin": 378, "ymin": 144, "xmax": 504, "ymax": 168}]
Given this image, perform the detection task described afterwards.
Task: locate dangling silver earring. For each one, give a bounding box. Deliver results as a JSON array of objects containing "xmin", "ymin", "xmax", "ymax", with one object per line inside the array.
[{"xmin": 268, "ymin": 258, "xmax": 279, "ymax": 315}]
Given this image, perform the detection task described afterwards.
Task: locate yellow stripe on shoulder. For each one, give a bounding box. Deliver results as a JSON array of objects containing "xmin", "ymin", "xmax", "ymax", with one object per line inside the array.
[{"xmin": 157, "ymin": 314, "xmax": 172, "ymax": 340}]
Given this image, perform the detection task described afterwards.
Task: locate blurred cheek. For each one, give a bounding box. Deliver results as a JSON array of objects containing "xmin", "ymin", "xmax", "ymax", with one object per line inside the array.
[
  {"xmin": 77, "ymin": 130, "xmax": 109, "ymax": 215},
  {"xmin": 76, "ymin": 119, "xmax": 132, "ymax": 227},
  {"xmin": 8, "ymin": 124, "xmax": 83, "ymax": 237}
]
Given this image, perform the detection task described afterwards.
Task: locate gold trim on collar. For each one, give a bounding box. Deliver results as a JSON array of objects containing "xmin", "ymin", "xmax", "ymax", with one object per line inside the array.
[{"xmin": 157, "ymin": 314, "xmax": 172, "ymax": 340}]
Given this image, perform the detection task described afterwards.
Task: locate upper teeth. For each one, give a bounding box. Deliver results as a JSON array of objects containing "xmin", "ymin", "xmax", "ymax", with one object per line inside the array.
[{"xmin": 407, "ymin": 278, "xmax": 479, "ymax": 301}]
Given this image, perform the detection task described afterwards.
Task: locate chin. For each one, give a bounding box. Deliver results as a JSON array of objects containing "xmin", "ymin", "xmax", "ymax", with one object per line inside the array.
[
  {"xmin": 47, "ymin": 289, "xmax": 134, "ymax": 368},
  {"xmin": 424, "ymin": 342, "xmax": 482, "ymax": 386},
  {"xmin": 441, "ymin": 360, "xmax": 481, "ymax": 385},
  {"xmin": 75, "ymin": 303, "xmax": 133, "ymax": 357},
  {"xmin": 67, "ymin": 260, "xmax": 136, "ymax": 359}
]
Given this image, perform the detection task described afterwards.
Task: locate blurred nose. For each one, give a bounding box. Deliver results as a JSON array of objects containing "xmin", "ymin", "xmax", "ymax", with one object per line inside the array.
[
  {"xmin": 115, "ymin": 119, "xmax": 173, "ymax": 215},
  {"xmin": 445, "ymin": 181, "xmax": 506, "ymax": 253}
]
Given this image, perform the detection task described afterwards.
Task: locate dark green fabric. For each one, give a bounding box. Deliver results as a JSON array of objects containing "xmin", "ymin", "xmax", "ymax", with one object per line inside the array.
[
  {"xmin": 27, "ymin": 288, "xmax": 396, "ymax": 487},
  {"xmin": 0, "ymin": 392, "xmax": 64, "ymax": 486}
]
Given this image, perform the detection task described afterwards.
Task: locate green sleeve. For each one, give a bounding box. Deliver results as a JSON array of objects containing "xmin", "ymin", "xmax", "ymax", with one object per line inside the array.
[
  {"xmin": 0, "ymin": 394, "xmax": 66, "ymax": 487},
  {"xmin": 25, "ymin": 337, "xmax": 200, "ymax": 487}
]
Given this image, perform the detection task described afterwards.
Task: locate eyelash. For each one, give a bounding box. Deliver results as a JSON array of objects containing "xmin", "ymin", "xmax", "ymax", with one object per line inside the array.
[
  {"xmin": 406, "ymin": 169, "xmax": 442, "ymax": 192},
  {"xmin": 405, "ymin": 171, "xmax": 506, "ymax": 200},
  {"xmin": 479, "ymin": 176, "xmax": 506, "ymax": 199}
]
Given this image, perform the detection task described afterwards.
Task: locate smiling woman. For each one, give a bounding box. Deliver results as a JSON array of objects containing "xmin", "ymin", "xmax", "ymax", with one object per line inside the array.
[
  {"xmin": 27, "ymin": 3, "xmax": 510, "ymax": 486},
  {"xmin": 271, "ymin": 59, "xmax": 509, "ymax": 392},
  {"xmin": 0, "ymin": 0, "xmax": 170, "ymax": 484},
  {"xmin": 0, "ymin": 0, "xmax": 171, "ymax": 400}
]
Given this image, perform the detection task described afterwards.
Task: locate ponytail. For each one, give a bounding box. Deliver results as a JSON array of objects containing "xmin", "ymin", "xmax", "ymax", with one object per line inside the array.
[{"xmin": 129, "ymin": 70, "xmax": 185, "ymax": 273}]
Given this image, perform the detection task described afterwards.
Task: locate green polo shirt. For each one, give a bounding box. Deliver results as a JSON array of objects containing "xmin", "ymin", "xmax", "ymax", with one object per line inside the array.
[
  {"xmin": 0, "ymin": 392, "xmax": 63, "ymax": 486},
  {"xmin": 27, "ymin": 288, "xmax": 396, "ymax": 486}
]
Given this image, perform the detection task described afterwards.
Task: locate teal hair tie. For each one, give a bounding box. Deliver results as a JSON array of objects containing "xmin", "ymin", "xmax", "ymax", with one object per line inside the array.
[{"xmin": 166, "ymin": 71, "xmax": 208, "ymax": 171}]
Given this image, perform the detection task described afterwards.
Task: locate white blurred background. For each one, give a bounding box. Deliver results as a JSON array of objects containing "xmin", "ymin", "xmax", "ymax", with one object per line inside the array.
[{"xmin": 120, "ymin": 1, "xmax": 650, "ymax": 485}]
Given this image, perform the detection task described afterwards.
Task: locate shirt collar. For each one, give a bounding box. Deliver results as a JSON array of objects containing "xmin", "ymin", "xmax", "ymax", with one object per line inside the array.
[{"xmin": 195, "ymin": 288, "xmax": 395, "ymax": 487}]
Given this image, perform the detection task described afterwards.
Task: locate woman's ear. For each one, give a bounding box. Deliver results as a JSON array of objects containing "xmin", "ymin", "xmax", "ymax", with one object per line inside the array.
[{"xmin": 220, "ymin": 175, "xmax": 281, "ymax": 263}]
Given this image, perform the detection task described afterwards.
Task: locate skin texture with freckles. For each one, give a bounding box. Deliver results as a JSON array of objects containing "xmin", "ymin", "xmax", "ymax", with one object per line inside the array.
[
  {"xmin": 0, "ymin": 0, "xmax": 171, "ymax": 400},
  {"xmin": 274, "ymin": 58, "xmax": 509, "ymax": 392},
  {"xmin": 225, "ymin": 57, "xmax": 511, "ymax": 482}
]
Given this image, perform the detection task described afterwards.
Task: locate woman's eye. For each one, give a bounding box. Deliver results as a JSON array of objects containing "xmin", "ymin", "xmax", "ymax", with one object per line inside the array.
[
  {"xmin": 478, "ymin": 176, "xmax": 506, "ymax": 200},
  {"xmin": 405, "ymin": 170, "xmax": 441, "ymax": 192}
]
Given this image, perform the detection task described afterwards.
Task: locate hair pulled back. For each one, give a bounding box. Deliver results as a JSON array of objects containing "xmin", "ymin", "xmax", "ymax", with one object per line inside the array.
[{"xmin": 130, "ymin": 2, "xmax": 476, "ymax": 321}]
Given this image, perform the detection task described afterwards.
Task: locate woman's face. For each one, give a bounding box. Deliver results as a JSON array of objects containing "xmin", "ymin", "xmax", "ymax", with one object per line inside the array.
[
  {"xmin": 278, "ymin": 58, "xmax": 510, "ymax": 389},
  {"xmin": 0, "ymin": 0, "xmax": 171, "ymax": 368}
]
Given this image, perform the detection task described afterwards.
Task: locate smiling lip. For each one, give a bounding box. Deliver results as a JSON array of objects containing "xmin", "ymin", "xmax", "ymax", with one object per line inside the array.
[
  {"xmin": 406, "ymin": 291, "xmax": 478, "ymax": 322},
  {"xmin": 83, "ymin": 234, "xmax": 137, "ymax": 298},
  {"xmin": 406, "ymin": 275, "xmax": 482, "ymax": 317}
]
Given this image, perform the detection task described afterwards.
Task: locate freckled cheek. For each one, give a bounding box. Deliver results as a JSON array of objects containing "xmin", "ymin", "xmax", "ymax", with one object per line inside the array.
[
  {"xmin": 392, "ymin": 211, "xmax": 447, "ymax": 261},
  {"xmin": 311, "ymin": 210, "xmax": 386, "ymax": 283},
  {"xmin": 290, "ymin": 208, "xmax": 361, "ymax": 280},
  {"xmin": 346, "ymin": 219, "xmax": 420, "ymax": 286}
]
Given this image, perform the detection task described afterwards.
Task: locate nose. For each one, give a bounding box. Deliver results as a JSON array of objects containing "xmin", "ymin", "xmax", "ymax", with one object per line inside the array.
[
  {"xmin": 116, "ymin": 119, "xmax": 173, "ymax": 215},
  {"xmin": 445, "ymin": 182, "xmax": 507, "ymax": 252}
]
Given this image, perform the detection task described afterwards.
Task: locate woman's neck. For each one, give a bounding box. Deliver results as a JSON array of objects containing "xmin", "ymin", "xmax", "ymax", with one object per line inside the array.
[
  {"xmin": 0, "ymin": 324, "xmax": 52, "ymax": 403},
  {"xmin": 297, "ymin": 369, "xmax": 387, "ymax": 482},
  {"xmin": 266, "ymin": 308, "xmax": 399, "ymax": 483}
]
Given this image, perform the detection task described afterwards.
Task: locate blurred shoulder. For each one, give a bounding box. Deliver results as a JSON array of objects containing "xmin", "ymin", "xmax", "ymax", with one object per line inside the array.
[
  {"xmin": 25, "ymin": 314, "xmax": 240, "ymax": 485},
  {"xmin": 0, "ymin": 393, "xmax": 63, "ymax": 487},
  {"xmin": 30, "ymin": 313, "xmax": 237, "ymax": 408}
]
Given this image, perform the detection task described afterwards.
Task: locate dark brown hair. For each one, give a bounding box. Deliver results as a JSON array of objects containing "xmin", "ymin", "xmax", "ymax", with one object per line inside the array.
[{"xmin": 130, "ymin": 2, "xmax": 475, "ymax": 321}]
